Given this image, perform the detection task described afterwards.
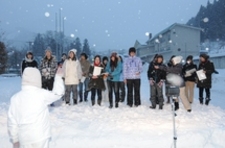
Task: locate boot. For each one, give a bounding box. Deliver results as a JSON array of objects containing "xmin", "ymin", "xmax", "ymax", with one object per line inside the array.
[
  {"xmin": 91, "ymin": 100, "xmax": 95, "ymax": 106},
  {"xmin": 79, "ymin": 92, "xmax": 83, "ymax": 103},
  {"xmin": 159, "ymin": 105, "xmax": 163, "ymax": 110},
  {"xmin": 174, "ymin": 102, "xmax": 179, "ymax": 111},
  {"xmin": 74, "ymin": 99, "xmax": 77, "ymax": 105},
  {"xmin": 150, "ymin": 106, "xmax": 156, "ymax": 109},
  {"xmin": 199, "ymin": 97, "xmax": 203, "ymax": 105},
  {"xmin": 115, "ymin": 102, "xmax": 119, "ymax": 108},
  {"xmin": 205, "ymin": 98, "xmax": 211, "ymax": 106},
  {"xmin": 97, "ymin": 100, "xmax": 101, "ymax": 106},
  {"xmin": 109, "ymin": 103, "xmax": 113, "ymax": 108}
]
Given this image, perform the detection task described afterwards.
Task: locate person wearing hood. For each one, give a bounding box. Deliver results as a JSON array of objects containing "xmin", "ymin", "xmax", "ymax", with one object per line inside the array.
[
  {"xmin": 102, "ymin": 56, "xmax": 109, "ymax": 102},
  {"xmin": 88, "ymin": 55, "xmax": 105, "ymax": 106},
  {"xmin": 63, "ymin": 49, "xmax": 82, "ymax": 105},
  {"xmin": 155, "ymin": 56, "xmax": 192, "ymax": 112},
  {"xmin": 197, "ymin": 54, "xmax": 215, "ymax": 105},
  {"xmin": 21, "ymin": 51, "xmax": 38, "ymax": 74},
  {"xmin": 8, "ymin": 67, "xmax": 64, "ymax": 148},
  {"xmin": 123, "ymin": 47, "xmax": 143, "ymax": 107},
  {"xmin": 78, "ymin": 52, "xmax": 91, "ymax": 102},
  {"xmin": 105, "ymin": 52, "xmax": 122, "ymax": 108},
  {"xmin": 148, "ymin": 55, "xmax": 166, "ymax": 110},
  {"xmin": 39, "ymin": 47, "xmax": 57, "ymax": 91},
  {"xmin": 182, "ymin": 55, "xmax": 197, "ymax": 103}
]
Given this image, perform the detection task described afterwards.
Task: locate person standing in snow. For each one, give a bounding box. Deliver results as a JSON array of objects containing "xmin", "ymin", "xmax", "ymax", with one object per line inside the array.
[
  {"xmin": 21, "ymin": 51, "xmax": 38, "ymax": 74},
  {"xmin": 105, "ymin": 52, "xmax": 122, "ymax": 108},
  {"xmin": 102, "ymin": 56, "xmax": 109, "ymax": 102},
  {"xmin": 118, "ymin": 55, "xmax": 126, "ymax": 102},
  {"xmin": 123, "ymin": 47, "xmax": 143, "ymax": 107},
  {"xmin": 39, "ymin": 47, "xmax": 57, "ymax": 91},
  {"xmin": 88, "ymin": 55, "xmax": 105, "ymax": 106},
  {"xmin": 148, "ymin": 55, "xmax": 166, "ymax": 110},
  {"xmin": 155, "ymin": 56, "xmax": 192, "ymax": 112},
  {"xmin": 197, "ymin": 54, "xmax": 215, "ymax": 105},
  {"xmin": 182, "ymin": 55, "xmax": 197, "ymax": 104},
  {"xmin": 8, "ymin": 67, "xmax": 64, "ymax": 148},
  {"xmin": 63, "ymin": 49, "xmax": 82, "ymax": 105},
  {"xmin": 60, "ymin": 53, "xmax": 67, "ymax": 64},
  {"xmin": 78, "ymin": 53, "xmax": 91, "ymax": 102}
]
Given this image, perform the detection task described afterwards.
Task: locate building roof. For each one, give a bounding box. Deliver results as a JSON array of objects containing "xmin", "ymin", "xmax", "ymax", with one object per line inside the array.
[{"xmin": 147, "ymin": 23, "xmax": 202, "ymax": 44}]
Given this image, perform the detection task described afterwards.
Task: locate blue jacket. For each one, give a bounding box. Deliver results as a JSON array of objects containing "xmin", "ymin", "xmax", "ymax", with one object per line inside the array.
[
  {"xmin": 105, "ymin": 61, "xmax": 122, "ymax": 82},
  {"xmin": 123, "ymin": 56, "xmax": 142, "ymax": 80}
]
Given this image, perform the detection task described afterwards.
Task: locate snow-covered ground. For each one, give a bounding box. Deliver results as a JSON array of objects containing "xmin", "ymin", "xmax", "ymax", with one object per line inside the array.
[{"xmin": 0, "ymin": 65, "xmax": 225, "ymax": 148}]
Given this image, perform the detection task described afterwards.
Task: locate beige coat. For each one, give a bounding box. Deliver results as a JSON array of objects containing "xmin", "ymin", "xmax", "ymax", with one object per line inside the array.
[{"xmin": 63, "ymin": 59, "xmax": 82, "ymax": 85}]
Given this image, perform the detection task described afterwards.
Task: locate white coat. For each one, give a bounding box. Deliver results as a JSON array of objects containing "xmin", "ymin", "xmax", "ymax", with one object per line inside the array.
[
  {"xmin": 63, "ymin": 59, "xmax": 82, "ymax": 85},
  {"xmin": 7, "ymin": 67, "xmax": 64, "ymax": 147}
]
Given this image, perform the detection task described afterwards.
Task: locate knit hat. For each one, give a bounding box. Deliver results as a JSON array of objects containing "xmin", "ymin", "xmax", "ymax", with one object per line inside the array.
[
  {"xmin": 45, "ymin": 47, "xmax": 52, "ymax": 53},
  {"xmin": 69, "ymin": 49, "xmax": 77, "ymax": 55},
  {"xmin": 129, "ymin": 47, "xmax": 136, "ymax": 54},
  {"xmin": 111, "ymin": 52, "xmax": 117, "ymax": 57},
  {"xmin": 172, "ymin": 56, "xmax": 183, "ymax": 65},
  {"xmin": 22, "ymin": 67, "xmax": 41, "ymax": 88}
]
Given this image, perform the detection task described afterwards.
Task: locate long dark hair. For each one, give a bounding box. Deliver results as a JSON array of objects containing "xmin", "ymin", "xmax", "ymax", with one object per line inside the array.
[
  {"xmin": 68, "ymin": 51, "xmax": 76, "ymax": 61},
  {"xmin": 110, "ymin": 56, "xmax": 118, "ymax": 72}
]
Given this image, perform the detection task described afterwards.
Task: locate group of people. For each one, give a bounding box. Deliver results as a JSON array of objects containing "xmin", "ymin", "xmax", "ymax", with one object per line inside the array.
[
  {"xmin": 147, "ymin": 53, "xmax": 216, "ymax": 112},
  {"xmin": 8, "ymin": 46, "xmax": 217, "ymax": 148},
  {"xmin": 20, "ymin": 46, "xmax": 216, "ymax": 111}
]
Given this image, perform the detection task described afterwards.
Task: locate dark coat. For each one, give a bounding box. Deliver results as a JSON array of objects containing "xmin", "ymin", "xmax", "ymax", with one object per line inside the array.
[
  {"xmin": 88, "ymin": 64, "xmax": 106, "ymax": 90},
  {"xmin": 147, "ymin": 61, "xmax": 166, "ymax": 83},
  {"xmin": 197, "ymin": 60, "xmax": 214, "ymax": 88},
  {"xmin": 182, "ymin": 63, "xmax": 197, "ymax": 82},
  {"xmin": 21, "ymin": 59, "xmax": 38, "ymax": 73},
  {"xmin": 159, "ymin": 63, "xmax": 185, "ymax": 87}
]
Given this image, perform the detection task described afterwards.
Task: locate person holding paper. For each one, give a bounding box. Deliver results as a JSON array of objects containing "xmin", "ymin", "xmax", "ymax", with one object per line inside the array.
[
  {"xmin": 155, "ymin": 56, "xmax": 192, "ymax": 112},
  {"xmin": 182, "ymin": 55, "xmax": 197, "ymax": 103},
  {"xmin": 105, "ymin": 52, "xmax": 122, "ymax": 108},
  {"xmin": 79, "ymin": 53, "xmax": 91, "ymax": 102},
  {"xmin": 88, "ymin": 55, "xmax": 105, "ymax": 106},
  {"xmin": 123, "ymin": 47, "xmax": 143, "ymax": 107},
  {"xmin": 197, "ymin": 54, "xmax": 215, "ymax": 105},
  {"xmin": 62, "ymin": 49, "xmax": 82, "ymax": 105}
]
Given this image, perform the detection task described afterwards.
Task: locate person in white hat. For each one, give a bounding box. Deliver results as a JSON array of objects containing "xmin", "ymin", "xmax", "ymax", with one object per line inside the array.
[
  {"xmin": 62, "ymin": 49, "xmax": 82, "ymax": 105},
  {"xmin": 8, "ymin": 67, "xmax": 64, "ymax": 148},
  {"xmin": 155, "ymin": 56, "xmax": 192, "ymax": 112}
]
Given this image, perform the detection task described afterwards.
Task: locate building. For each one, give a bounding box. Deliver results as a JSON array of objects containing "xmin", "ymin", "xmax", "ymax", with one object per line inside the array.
[{"xmin": 135, "ymin": 23, "xmax": 202, "ymax": 63}]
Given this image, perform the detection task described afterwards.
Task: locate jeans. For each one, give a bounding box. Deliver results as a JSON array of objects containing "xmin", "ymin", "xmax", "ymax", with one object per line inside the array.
[
  {"xmin": 65, "ymin": 85, "xmax": 78, "ymax": 104},
  {"xmin": 118, "ymin": 81, "xmax": 126, "ymax": 102},
  {"xmin": 126, "ymin": 79, "xmax": 141, "ymax": 106},
  {"xmin": 199, "ymin": 87, "xmax": 210, "ymax": 99},
  {"xmin": 150, "ymin": 83, "xmax": 164, "ymax": 107},
  {"xmin": 78, "ymin": 77, "xmax": 89, "ymax": 101},
  {"xmin": 107, "ymin": 80, "xmax": 119, "ymax": 105}
]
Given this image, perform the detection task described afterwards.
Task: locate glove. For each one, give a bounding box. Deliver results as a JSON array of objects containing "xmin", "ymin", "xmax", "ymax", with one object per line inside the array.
[
  {"xmin": 150, "ymin": 79, "xmax": 155, "ymax": 86},
  {"xmin": 158, "ymin": 80, "xmax": 163, "ymax": 88}
]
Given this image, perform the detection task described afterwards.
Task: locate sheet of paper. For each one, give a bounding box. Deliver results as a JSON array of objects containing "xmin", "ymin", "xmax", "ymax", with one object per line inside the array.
[
  {"xmin": 185, "ymin": 68, "xmax": 196, "ymax": 77},
  {"xmin": 196, "ymin": 69, "xmax": 207, "ymax": 81},
  {"xmin": 93, "ymin": 66, "xmax": 102, "ymax": 76}
]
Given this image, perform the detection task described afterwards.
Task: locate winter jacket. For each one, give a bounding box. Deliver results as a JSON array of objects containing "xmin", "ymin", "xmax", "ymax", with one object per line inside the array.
[
  {"xmin": 182, "ymin": 62, "xmax": 197, "ymax": 82},
  {"xmin": 197, "ymin": 60, "xmax": 214, "ymax": 88},
  {"xmin": 159, "ymin": 63, "xmax": 185, "ymax": 87},
  {"xmin": 123, "ymin": 56, "xmax": 142, "ymax": 80},
  {"xmin": 147, "ymin": 61, "xmax": 166, "ymax": 83},
  {"xmin": 39, "ymin": 56, "xmax": 57, "ymax": 79},
  {"xmin": 105, "ymin": 61, "xmax": 122, "ymax": 82},
  {"xmin": 88, "ymin": 64, "xmax": 105, "ymax": 90},
  {"xmin": 80, "ymin": 59, "xmax": 91, "ymax": 78},
  {"xmin": 7, "ymin": 67, "xmax": 64, "ymax": 145},
  {"xmin": 63, "ymin": 59, "xmax": 82, "ymax": 85},
  {"xmin": 21, "ymin": 57, "xmax": 38, "ymax": 74}
]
